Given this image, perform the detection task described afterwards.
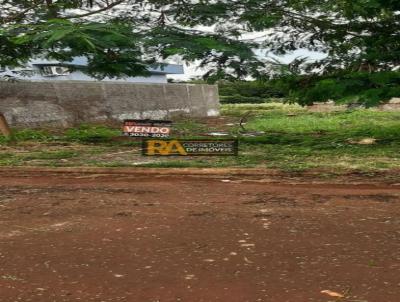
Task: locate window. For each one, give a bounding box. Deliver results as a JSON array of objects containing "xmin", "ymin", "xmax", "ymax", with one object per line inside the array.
[{"xmin": 41, "ymin": 66, "xmax": 70, "ymax": 76}]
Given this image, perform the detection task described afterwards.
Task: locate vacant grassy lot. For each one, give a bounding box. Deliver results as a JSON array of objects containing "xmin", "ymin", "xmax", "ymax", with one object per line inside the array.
[{"xmin": 0, "ymin": 103, "xmax": 399, "ymax": 172}]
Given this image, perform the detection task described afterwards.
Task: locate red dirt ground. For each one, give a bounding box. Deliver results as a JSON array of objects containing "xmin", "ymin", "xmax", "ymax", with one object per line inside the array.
[{"xmin": 0, "ymin": 168, "xmax": 399, "ymax": 302}]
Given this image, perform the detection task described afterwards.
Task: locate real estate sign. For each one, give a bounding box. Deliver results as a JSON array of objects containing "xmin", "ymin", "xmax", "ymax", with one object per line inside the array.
[
  {"xmin": 123, "ymin": 120, "xmax": 172, "ymax": 138},
  {"xmin": 142, "ymin": 139, "xmax": 239, "ymax": 156}
]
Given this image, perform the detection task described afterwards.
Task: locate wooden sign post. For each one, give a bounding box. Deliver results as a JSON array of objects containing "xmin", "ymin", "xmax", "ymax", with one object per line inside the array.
[{"xmin": 0, "ymin": 113, "xmax": 11, "ymax": 138}]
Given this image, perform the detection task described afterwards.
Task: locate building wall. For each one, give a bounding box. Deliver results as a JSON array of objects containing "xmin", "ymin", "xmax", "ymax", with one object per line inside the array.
[{"xmin": 0, "ymin": 81, "xmax": 220, "ymax": 127}]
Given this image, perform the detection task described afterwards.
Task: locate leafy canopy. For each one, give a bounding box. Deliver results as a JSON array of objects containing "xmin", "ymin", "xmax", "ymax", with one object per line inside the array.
[
  {"xmin": 0, "ymin": 0, "xmax": 261, "ymax": 79},
  {"xmin": 0, "ymin": 0, "xmax": 399, "ymax": 79}
]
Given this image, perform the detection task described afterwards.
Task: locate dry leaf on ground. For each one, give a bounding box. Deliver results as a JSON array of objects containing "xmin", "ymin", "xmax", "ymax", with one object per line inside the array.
[{"xmin": 321, "ymin": 290, "xmax": 344, "ymax": 298}]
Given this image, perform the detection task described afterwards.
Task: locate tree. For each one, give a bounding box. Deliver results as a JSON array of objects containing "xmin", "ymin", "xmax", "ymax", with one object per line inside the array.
[
  {"xmin": 1, "ymin": 1, "xmax": 399, "ymax": 79},
  {"xmin": 0, "ymin": 0, "xmax": 261, "ymax": 136},
  {"xmin": 0, "ymin": 0, "xmax": 261, "ymax": 80},
  {"xmin": 196, "ymin": 0, "xmax": 400, "ymax": 74}
]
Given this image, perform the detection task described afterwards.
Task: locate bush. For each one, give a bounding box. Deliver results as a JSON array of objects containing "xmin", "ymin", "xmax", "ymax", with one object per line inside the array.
[
  {"xmin": 217, "ymin": 71, "xmax": 400, "ymax": 107},
  {"xmin": 284, "ymin": 71, "xmax": 400, "ymax": 106},
  {"xmin": 220, "ymin": 95, "xmax": 269, "ymax": 104},
  {"xmin": 218, "ymin": 80, "xmax": 285, "ymax": 103},
  {"xmin": 218, "ymin": 80, "xmax": 286, "ymax": 104}
]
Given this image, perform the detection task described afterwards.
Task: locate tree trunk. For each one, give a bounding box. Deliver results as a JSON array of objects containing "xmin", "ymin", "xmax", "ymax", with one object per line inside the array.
[
  {"xmin": 0, "ymin": 112, "xmax": 11, "ymax": 137},
  {"xmin": 45, "ymin": 0, "xmax": 58, "ymax": 18}
]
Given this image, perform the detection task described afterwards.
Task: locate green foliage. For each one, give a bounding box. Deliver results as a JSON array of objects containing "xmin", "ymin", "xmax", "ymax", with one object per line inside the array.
[
  {"xmin": 80, "ymin": 106, "xmax": 400, "ymax": 171},
  {"xmin": 2, "ymin": 0, "xmax": 399, "ymax": 80},
  {"xmin": 0, "ymin": 129, "xmax": 52, "ymax": 144},
  {"xmin": 223, "ymin": 104, "xmax": 400, "ymax": 171},
  {"xmin": 0, "ymin": 0, "xmax": 261, "ymax": 80},
  {"xmin": 219, "ymin": 81, "xmax": 284, "ymax": 98},
  {"xmin": 22, "ymin": 150, "xmax": 79, "ymax": 160},
  {"xmin": 220, "ymin": 95, "xmax": 270, "ymax": 104},
  {"xmin": 218, "ymin": 80, "xmax": 285, "ymax": 104},
  {"xmin": 255, "ymin": 0, "xmax": 400, "ymax": 73},
  {"xmin": 0, "ymin": 0, "xmax": 399, "ymax": 94},
  {"xmin": 0, "ymin": 106, "xmax": 399, "ymax": 171},
  {"xmin": 285, "ymin": 71, "xmax": 400, "ymax": 106},
  {"xmin": 144, "ymin": 26, "xmax": 262, "ymax": 80},
  {"xmin": 6, "ymin": 19, "xmax": 149, "ymax": 79},
  {"xmin": 218, "ymin": 71, "xmax": 400, "ymax": 106},
  {"xmin": 245, "ymin": 109, "xmax": 400, "ymax": 141},
  {"xmin": 221, "ymin": 102, "xmax": 305, "ymax": 116},
  {"xmin": 64, "ymin": 125, "xmax": 120, "ymax": 143}
]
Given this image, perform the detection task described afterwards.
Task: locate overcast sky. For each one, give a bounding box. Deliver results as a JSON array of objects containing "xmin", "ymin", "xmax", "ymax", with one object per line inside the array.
[{"xmin": 168, "ymin": 49, "xmax": 328, "ymax": 81}]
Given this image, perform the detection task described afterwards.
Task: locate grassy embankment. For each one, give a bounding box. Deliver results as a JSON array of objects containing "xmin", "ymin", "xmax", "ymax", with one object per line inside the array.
[{"xmin": 0, "ymin": 103, "xmax": 399, "ymax": 172}]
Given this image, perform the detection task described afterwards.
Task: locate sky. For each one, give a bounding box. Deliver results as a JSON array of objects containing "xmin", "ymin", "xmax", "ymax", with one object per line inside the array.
[
  {"xmin": 164, "ymin": 24, "xmax": 328, "ymax": 81},
  {"xmin": 168, "ymin": 49, "xmax": 328, "ymax": 81}
]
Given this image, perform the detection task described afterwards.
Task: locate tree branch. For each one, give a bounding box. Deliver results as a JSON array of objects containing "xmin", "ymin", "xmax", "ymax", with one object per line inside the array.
[
  {"xmin": 63, "ymin": 0, "xmax": 126, "ymax": 19},
  {"xmin": 0, "ymin": 4, "xmax": 39, "ymax": 24}
]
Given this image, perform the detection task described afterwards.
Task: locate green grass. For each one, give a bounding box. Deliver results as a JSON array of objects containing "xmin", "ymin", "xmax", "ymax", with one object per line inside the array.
[
  {"xmin": 0, "ymin": 103, "xmax": 399, "ymax": 172},
  {"xmin": 141, "ymin": 104, "xmax": 400, "ymax": 171},
  {"xmin": 64, "ymin": 124, "xmax": 121, "ymax": 143},
  {"xmin": 221, "ymin": 102, "xmax": 306, "ymax": 116},
  {"xmin": 246, "ymin": 110, "xmax": 400, "ymax": 138},
  {"xmin": 0, "ymin": 150, "xmax": 82, "ymax": 166}
]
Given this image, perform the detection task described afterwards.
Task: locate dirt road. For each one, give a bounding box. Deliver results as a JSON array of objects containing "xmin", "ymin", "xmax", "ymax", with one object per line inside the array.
[{"xmin": 0, "ymin": 169, "xmax": 399, "ymax": 302}]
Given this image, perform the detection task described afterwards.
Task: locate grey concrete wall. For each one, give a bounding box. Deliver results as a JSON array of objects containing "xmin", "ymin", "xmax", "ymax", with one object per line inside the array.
[
  {"xmin": 379, "ymin": 98, "xmax": 400, "ymax": 111},
  {"xmin": 0, "ymin": 81, "xmax": 220, "ymax": 127}
]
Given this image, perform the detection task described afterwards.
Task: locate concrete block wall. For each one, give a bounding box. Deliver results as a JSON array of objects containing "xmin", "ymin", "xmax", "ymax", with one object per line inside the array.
[{"xmin": 0, "ymin": 81, "xmax": 220, "ymax": 127}]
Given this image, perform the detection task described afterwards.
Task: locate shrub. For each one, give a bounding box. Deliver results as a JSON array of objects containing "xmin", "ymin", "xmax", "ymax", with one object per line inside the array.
[
  {"xmin": 286, "ymin": 71, "xmax": 400, "ymax": 106},
  {"xmin": 220, "ymin": 95, "xmax": 269, "ymax": 104},
  {"xmin": 218, "ymin": 71, "xmax": 400, "ymax": 107}
]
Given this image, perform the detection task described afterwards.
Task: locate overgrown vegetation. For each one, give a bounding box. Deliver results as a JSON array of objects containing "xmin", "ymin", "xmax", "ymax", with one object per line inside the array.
[
  {"xmin": 0, "ymin": 104, "xmax": 399, "ymax": 172},
  {"xmin": 218, "ymin": 81, "xmax": 285, "ymax": 104},
  {"xmin": 218, "ymin": 71, "xmax": 400, "ymax": 106}
]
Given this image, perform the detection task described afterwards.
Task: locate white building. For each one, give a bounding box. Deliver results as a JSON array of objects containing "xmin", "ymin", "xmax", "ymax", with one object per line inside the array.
[{"xmin": 0, "ymin": 57, "xmax": 184, "ymax": 83}]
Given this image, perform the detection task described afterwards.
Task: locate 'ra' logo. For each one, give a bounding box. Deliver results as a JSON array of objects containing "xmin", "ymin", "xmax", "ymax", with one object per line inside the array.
[{"xmin": 146, "ymin": 140, "xmax": 187, "ymax": 155}]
